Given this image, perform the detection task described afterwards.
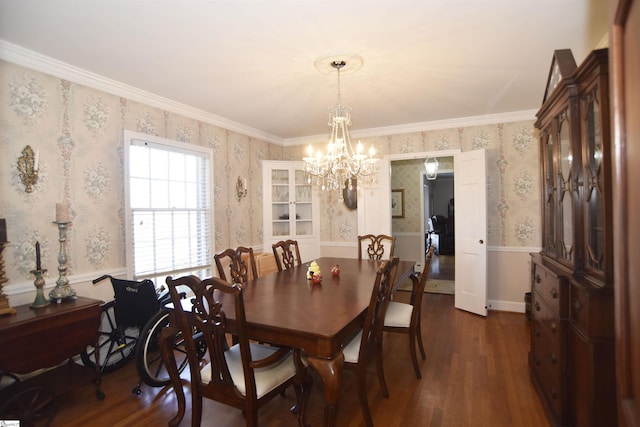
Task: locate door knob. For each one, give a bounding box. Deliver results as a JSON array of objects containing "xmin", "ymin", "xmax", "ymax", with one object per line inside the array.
[{"xmin": 479, "ymin": 239, "xmax": 484, "ymax": 244}]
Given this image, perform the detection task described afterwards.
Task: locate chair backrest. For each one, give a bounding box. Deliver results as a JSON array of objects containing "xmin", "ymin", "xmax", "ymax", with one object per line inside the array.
[
  {"xmin": 272, "ymin": 240, "xmax": 302, "ymax": 271},
  {"xmin": 358, "ymin": 234, "xmax": 396, "ymax": 260},
  {"xmin": 356, "ymin": 257, "xmax": 399, "ymax": 360},
  {"xmin": 165, "ymin": 275, "xmax": 252, "ymax": 403},
  {"xmin": 255, "ymin": 252, "xmax": 279, "ymax": 277},
  {"xmin": 111, "ymin": 277, "xmax": 160, "ymax": 328},
  {"xmin": 214, "ymin": 246, "xmax": 258, "ymax": 284},
  {"xmin": 413, "ymin": 246, "xmax": 436, "ymax": 305}
]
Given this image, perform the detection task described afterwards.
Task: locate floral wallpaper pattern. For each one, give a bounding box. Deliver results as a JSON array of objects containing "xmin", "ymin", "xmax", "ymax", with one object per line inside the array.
[
  {"xmin": 1, "ymin": 58, "xmax": 539, "ymax": 293},
  {"xmin": 318, "ymin": 122, "xmax": 540, "ymax": 248},
  {"xmin": 0, "ymin": 60, "xmax": 282, "ymax": 285}
]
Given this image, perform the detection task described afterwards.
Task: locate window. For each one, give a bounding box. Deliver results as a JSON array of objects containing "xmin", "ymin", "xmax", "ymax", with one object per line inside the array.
[{"xmin": 124, "ymin": 131, "xmax": 213, "ymax": 285}]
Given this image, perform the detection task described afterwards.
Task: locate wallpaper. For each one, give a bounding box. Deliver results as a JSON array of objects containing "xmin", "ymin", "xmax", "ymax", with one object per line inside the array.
[
  {"xmin": 318, "ymin": 124, "xmax": 541, "ymax": 247},
  {"xmin": 0, "ymin": 60, "xmax": 283, "ymax": 284},
  {"xmin": 0, "ymin": 58, "xmax": 539, "ymax": 293}
]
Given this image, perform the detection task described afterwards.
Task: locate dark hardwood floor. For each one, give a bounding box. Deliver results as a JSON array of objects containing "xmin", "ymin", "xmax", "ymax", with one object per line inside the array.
[
  {"xmin": 46, "ymin": 292, "xmax": 547, "ymax": 427},
  {"xmin": 430, "ymin": 254, "xmax": 455, "ymax": 281}
]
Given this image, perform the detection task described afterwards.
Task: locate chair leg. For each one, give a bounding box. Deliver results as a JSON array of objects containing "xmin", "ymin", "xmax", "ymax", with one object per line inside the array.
[
  {"xmin": 356, "ymin": 369, "xmax": 374, "ymax": 427},
  {"xmin": 291, "ymin": 350, "xmax": 312, "ymax": 427},
  {"xmin": 409, "ymin": 327, "xmax": 422, "ymax": 379},
  {"xmin": 416, "ymin": 319, "xmax": 426, "ymax": 359},
  {"xmin": 375, "ymin": 343, "xmax": 389, "ymax": 398},
  {"xmin": 192, "ymin": 395, "xmax": 203, "ymax": 427}
]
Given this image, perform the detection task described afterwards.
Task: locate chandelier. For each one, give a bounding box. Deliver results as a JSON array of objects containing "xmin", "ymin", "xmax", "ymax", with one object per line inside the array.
[{"xmin": 303, "ymin": 56, "xmax": 378, "ymax": 199}]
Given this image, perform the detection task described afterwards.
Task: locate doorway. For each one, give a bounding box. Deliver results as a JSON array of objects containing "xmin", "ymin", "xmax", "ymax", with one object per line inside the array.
[
  {"xmin": 389, "ymin": 155, "xmax": 455, "ymax": 284},
  {"xmin": 421, "ymin": 168, "xmax": 455, "ymax": 281}
]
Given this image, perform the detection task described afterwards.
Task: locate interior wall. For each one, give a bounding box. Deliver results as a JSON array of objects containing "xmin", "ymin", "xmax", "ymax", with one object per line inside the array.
[
  {"xmin": 1, "ymin": 57, "xmax": 541, "ymax": 312},
  {"xmin": 0, "ymin": 59, "xmax": 291, "ymax": 305}
]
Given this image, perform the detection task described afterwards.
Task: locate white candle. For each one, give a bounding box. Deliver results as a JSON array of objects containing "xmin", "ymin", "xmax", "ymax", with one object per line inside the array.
[{"xmin": 56, "ymin": 203, "xmax": 70, "ymax": 223}]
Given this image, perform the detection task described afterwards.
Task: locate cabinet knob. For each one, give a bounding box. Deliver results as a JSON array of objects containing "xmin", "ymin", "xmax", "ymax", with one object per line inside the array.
[
  {"xmin": 550, "ymin": 288, "xmax": 558, "ymax": 299},
  {"xmin": 535, "ymin": 274, "xmax": 541, "ymax": 283},
  {"xmin": 535, "ymin": 328, "xmax": 541, "ymax": 337},
  {"xmin": 550, "ymin": 353, "xmax": 557, "ymax": 364},
  {"xmin": 573, "ymin": 299, "xmax": 582, "ymax": 313},
  {"xmin": 534, "ymin": 301, "xmax": 541, "ymax": 312}
]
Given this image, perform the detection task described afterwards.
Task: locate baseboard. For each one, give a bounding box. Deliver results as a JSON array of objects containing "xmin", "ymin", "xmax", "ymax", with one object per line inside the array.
[{"xmin": 488, "ymin": 299, "xmax": 526, "ymax": 313}]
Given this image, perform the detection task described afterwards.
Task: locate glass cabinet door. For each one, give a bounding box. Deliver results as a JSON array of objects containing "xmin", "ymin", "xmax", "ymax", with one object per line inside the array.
[
  {"xmin": 582, "ymin": 89, "xmax": 605, "ymax": 276},
  {"xmin": 294, "ymin": 169, "xmax": 313, "ymax": 237},
  {"xmin": 558, "ymin": 111, "xmax": 574, "ymax": 264},
  {"xmin": 542, "ymin": 126, "xmax": 556, "ymax": 257},
  {"xmin": 271, "ymin": 169, "xmax": 290, "ymax": 236}
]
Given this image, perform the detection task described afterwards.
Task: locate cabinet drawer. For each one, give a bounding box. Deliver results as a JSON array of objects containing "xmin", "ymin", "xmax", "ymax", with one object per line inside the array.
[
  {"xmin": 532, "ymin": 292, "xmax": 562, "ymax": 348},
  {"xmin": 530, "ymin": 328, "xmax": 564, "ymax": 417},
  {"xmin": 532, "ymin": 262, "xmax": 563, "ymax": 314},
  {"xmin": 569, "ymin": 282, "xmax": 615, "ymax": 340}
]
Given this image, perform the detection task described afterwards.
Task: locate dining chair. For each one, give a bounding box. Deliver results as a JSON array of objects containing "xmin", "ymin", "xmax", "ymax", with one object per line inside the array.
[
  {"xmin": 358, "ymin": 234, "xmax": 396, "ymax": 260},
  {"xmin": 272, "ymin": 239, "xmax": 302, "ymax": 271},
  {"xmin": 255, "ymin": 252, "xmax": 279, "ymax": 277},
  {"xmin": 214, "ymin": 246, "xmax": 258, "ymax": 284},
  {"xmin": 342, "ymin": 257, "xmax": 399, "ymax": 427},
  {"xmin": 161, "ymin": 275, "xmax": 311, "ymax": 427},
  {"xmin": 383, "ymin": 245, "xmax": 435, "ymax": 379}
]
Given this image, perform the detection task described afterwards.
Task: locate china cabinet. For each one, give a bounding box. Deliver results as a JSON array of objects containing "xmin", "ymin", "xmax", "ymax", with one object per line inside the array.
[
  {"xmin": 262, "ymin": 160, "xmax": 320, "ymax": 263},
  {"xmin": 531, "ymin": 48, "xmax": 615, "ymax": 426}
]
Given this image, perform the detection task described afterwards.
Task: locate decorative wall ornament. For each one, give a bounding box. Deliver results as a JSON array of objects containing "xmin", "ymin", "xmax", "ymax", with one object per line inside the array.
[
  {"xmin": 17, "ymin": 145, "xmax": 39, "ymax": 193},
  {"xmin": 236, "ymin": 176, "xmax": 248, "ymax": 201}
]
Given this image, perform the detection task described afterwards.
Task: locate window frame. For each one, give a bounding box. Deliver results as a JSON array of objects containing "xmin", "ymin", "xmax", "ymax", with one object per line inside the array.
[{"xmin": 123, "ymin": 130, "xmax": 214, "ymax": 283}]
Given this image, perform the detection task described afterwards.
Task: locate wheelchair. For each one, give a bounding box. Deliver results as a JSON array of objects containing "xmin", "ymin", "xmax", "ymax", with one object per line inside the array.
[{"xmin": 80, "ymin": 275, "xmax": 198, "ymax": 395}]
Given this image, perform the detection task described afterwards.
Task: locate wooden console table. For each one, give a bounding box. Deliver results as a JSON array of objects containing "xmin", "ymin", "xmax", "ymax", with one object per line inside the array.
[{"xmin": 0, "ymin": 297, "xmax": 104, "ymax": 423}]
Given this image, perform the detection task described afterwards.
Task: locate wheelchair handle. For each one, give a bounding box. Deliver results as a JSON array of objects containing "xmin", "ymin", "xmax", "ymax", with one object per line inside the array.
[{"xmin": 92, "ymin": 275, "xmax": 111, "ymax": 284}]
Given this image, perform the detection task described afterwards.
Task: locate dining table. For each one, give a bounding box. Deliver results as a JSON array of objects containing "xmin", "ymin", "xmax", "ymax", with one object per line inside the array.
[{"xmin": 165, "ymin": 256, "xmax": 416, "ymax": 427}]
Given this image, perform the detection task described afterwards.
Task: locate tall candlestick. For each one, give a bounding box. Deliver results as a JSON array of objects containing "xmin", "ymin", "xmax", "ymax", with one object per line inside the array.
[
  {"xmin": 35, "ymin": 241, "xmax": 41, "ymax": 270},
  {"xmin": 49, "ymin": 221, "xmax": 76, "ymax": 302},
  {"xmin": 55, "ymin": 203, "xmax": 70, "ymax": 223}
]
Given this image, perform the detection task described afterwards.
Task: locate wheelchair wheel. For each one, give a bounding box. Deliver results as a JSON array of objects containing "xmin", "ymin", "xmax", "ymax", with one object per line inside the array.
[
  {"xmin": 0, "ymin": 385, "xmax": 58, "ymax": 427},
  {"xmin": 80, "ymin": 301, "xmax": 140, "ymax": 373},
  {"xmin": 136, "ymin": 309, "xmax": 207, "ymax": 388},
  {"xmin": 135, "ymin": 310, "xmax": 187, "ymax": 387}
]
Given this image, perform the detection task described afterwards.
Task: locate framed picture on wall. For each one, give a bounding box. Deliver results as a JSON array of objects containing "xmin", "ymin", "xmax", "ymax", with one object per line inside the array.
[{"xmin": 391, "ymin": 189, "xmax": 404, "ymax": 218}]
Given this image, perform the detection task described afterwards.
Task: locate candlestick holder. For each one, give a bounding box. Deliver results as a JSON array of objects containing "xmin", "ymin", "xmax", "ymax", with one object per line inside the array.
[
  {"xmin": 0, "ymin": 241, "xmax": 17, "ymax": 316},
  {"xmin": 49, "ymin": 221, "xmax": 76, "ymax": 303},
  {"xmin": 30, "ymin": 268, "xmax": 49, "ymax": 308}
]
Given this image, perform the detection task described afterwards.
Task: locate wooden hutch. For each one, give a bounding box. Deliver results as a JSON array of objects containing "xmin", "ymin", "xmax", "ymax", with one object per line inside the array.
[{"xmin": 530, "ymin": 48, "xmax": 616, "ymax": 426}]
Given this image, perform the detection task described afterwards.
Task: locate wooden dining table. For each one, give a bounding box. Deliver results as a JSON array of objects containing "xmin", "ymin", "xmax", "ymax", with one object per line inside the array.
[{"xmin": 165, "ymin": 256, "xmax": 416, "ymax": 427}]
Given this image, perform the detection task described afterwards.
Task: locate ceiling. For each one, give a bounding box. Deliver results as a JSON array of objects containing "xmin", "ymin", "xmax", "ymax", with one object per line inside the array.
[{"xmin": 0, "ymin": 1, "xmax": 608, "ymax": 144}]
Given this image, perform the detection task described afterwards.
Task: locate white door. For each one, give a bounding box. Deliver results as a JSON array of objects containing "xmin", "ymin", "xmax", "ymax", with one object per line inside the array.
[
  {"xmin": 454, "ymin": 149, "xmax": 488, "ymax": 316},
  {"xmin": 357, "ymin": 157, "xmax": 391, "ymax": 236}
]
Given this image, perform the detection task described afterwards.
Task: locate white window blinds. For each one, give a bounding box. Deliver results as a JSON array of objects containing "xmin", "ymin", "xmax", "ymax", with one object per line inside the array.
[{"xmin": 125, "ymin": 131, "xmax": 213, "ymax": 283}]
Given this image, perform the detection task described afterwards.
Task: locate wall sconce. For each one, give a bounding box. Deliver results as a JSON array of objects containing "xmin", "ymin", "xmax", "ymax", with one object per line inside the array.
[
  {"xmin": 424, "ymin": 157, "xmax": 439, "ymax": 180},
  {"xmin": 236, "ymin": 176, "xmax": 248, "ymax": 201},
  {"xmin": 17, "ymin": 145, "xmax": 39, "ymax": 193}
]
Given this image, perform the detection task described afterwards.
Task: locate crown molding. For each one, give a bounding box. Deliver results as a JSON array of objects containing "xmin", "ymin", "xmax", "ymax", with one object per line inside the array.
[
  {"xmin": 0, "ymin": 40, "xmax": 284, "ymax": 144},
  {"xmin": 284, "ymin": 109, "xmax": 537, "ymax": 146},
  {"xmin": 1, "ymin": 40, "xmax": 536, "ymax": 148}
]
